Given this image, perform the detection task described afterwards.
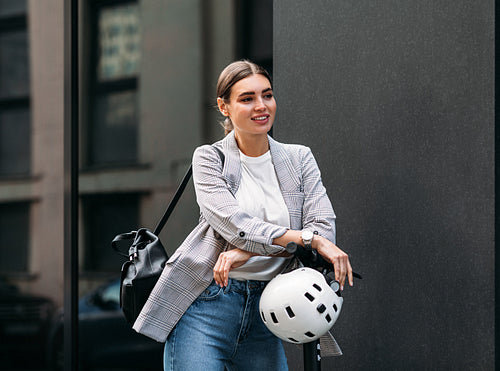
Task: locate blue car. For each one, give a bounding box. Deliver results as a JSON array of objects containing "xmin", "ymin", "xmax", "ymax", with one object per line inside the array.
[{"xmin": 46, "ymin": 279, "xmax": 163, "ymax": 370}]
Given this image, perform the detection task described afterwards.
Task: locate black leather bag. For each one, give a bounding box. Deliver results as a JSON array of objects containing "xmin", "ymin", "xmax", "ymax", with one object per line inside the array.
[
  {"xmin": 111, "ymin": 165, "xmax": 192, "ymax": 324},
  {"xmin": 111, "ymin": 229, "xmax": 167, "ymax": 324}
]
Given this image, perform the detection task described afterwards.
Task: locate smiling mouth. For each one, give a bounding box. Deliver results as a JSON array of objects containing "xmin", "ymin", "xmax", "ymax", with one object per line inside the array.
[{"xmin": 252, "ymin": 115, "xmax": 270, "ymax": 121}]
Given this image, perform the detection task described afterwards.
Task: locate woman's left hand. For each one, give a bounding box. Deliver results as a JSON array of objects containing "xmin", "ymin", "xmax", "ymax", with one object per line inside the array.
[
  {"xmin": 313, "ymin": 236, "xmax": 353, "ymax": 290},
  {"xmin": 213, "ymin": 248, "xmax": 255, "ymax": 287}
]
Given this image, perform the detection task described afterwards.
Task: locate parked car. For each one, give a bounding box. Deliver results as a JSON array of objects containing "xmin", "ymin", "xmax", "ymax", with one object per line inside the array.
[
  {"xmin": 0, "ymin": 278, "xmax": 55, "ymax": 368},
  {"xmin": 46, "ymin": 279, "xmax": 163, "ymax": 371}
]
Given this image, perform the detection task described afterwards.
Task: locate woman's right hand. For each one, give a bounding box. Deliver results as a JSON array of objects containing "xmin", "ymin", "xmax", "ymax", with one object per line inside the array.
[{"xmin": 213, "ymin": 248, "xmax": 256, "ymax": 287}]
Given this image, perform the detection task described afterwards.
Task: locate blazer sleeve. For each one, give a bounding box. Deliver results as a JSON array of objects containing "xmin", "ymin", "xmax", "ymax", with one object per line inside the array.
[
  {"xmin": 192, "ymin": 145, "xmax": 288, "ymax": 255},
  {"xmin": 300, "ymin": 146, "xmax": 337, "ymax": 242}
]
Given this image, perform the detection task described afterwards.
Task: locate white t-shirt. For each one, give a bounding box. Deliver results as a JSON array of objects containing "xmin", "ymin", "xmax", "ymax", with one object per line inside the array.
[{"xmin": 228, "ymin": 149, "xmax": 292, "ymax": 281}]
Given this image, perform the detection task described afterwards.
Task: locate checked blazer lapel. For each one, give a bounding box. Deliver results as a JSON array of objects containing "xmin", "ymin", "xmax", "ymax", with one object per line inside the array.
[
  {"xmin": 221, "ymin": 131, "xmax": 242, "ymax": 194},
  {"xmin": 269, "ymin": 136, "xmax": 303, "ymax": 230},
  {"xmin": 269, "ymin": 135, "xmax": 301, "ymax": 193}
]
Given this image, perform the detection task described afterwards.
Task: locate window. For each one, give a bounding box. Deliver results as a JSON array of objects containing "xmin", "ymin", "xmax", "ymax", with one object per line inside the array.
[
  {"xmin": 0, "ymin": 0, "xmax": 30, "ymax": 177},
  {"xmin": 86, "ymin": 0, "xmax": 141, "ymax": 168},
  {"xmin": 82, "ymin": 193, "xmax": 139, "ymax": 273},
  {"xmin": 0, "ymin": 202, "xmax": 30, "ymax": 273}
]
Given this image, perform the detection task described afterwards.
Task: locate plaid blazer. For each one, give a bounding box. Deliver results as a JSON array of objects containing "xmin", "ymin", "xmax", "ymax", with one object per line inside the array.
[{"xmin": 133, "ymin": 131, "xmax": 338, "ymax": 348}]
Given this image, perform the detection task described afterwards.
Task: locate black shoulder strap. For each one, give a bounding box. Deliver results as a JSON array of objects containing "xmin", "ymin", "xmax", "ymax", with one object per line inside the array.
[
  {"xmin": 153, "ymin": 145, "xmax": 224, "ymax": 236},
  {"xmin": 153, "ymin": 165, "xmax": 192, "ymax": 235},
  {"xmin": 212, "ymin": 145, "xmax": 225, "ymax": 164}
]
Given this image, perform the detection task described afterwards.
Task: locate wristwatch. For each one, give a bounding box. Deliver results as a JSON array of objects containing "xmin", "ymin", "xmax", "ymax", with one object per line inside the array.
[{"xmin": 301, "ymin": 230, "xmax": 314, "ymax": 249}]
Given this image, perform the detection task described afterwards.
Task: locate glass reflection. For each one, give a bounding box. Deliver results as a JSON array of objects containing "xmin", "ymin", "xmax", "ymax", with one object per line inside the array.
[
  {"xmin": 0, "ymin": 0, "xmax": 274, "ymax": 369},
  {"xmin": 89, "ymin": 90, "xmax": 138, "ymax": 166},
  {"xmin": 0, "ymin": 30, "xmax": 30, "ymax": 99},
  {"xmin": 0, "ymin": 0, "xmax": 27, "ymax": 18},
  {"xmin": 0, "ymin": 108, "xmax": 30, "ymax": 176},
  {"xmin": 97, "ymin": 3, "xmax": 140, "ymax": 81}
]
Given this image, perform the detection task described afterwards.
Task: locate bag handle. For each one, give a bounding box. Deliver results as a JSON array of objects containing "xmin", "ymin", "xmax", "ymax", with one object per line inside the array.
[
  {"xmin": 153, "ymin": 145, "xmax": 225, "ymax": 236},
  {"xmin": 112, "ymin": 228, "xmax": 160, "ymax": 258},
  {"xmin": 111, "ymin": 231, "xmax": 137, "ymax": 257}
]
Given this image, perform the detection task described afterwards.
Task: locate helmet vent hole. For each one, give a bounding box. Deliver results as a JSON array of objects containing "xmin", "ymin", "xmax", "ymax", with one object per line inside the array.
[
  {"xmin": 313, "ymin": 283, "xmax": 322, "ymax": 291},
  {"xmin": 286, "ymin": 306, "xmax": 295, "ymax": 318},
  {"xmin": 288, "ymin": 337, "xmax": 299, "ymax": 343},
  {"xmin": 325, "ymin": 314, "xmax": 332, "ymax": 323},
  {"xmin": 317, "ymin": 304, "xmax": 326, "ymax": 314},
  {"xmin": 271, "ymin": 312, "xmax": 279, "ymax": 324},
  {"xmin": 305, "ymin": 331, "xmax": 316, "ymax": 338},
  {"xmin": 333, "ymin": 304, "xmax": 338, "ymax": 312},
  {"xmin": 305, "ymin": 292, "xmax": 315, "ymax": 302},
  {"xmin": 261, "ymin": 312, "xmax": 266, "ymax": 323}
]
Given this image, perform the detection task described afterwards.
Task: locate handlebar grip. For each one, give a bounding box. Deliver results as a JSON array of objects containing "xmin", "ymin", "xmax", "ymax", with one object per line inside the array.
[{"xmin": 285, "ymin": 242, "xmax": 298, "ymax": 254}]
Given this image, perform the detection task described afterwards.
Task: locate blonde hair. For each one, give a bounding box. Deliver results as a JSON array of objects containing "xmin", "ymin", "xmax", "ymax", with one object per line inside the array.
[{"xmin": 216, "ymin": 60, "xmax": 272, "ymax": 135}]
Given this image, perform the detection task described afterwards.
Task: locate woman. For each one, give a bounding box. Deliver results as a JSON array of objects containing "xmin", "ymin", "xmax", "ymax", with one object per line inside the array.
[{"xmin": 133, "ymin": 60, "xmax": 353, "ymax": 370}]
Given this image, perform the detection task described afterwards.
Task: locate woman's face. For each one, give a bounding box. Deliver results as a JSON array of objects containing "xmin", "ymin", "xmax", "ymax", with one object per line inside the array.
[{"xmin": 219, "ymin": 74, "xmax": 276, "ymax": 139}]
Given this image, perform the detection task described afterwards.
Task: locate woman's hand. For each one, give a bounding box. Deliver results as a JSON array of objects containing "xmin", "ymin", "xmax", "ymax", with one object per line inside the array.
[
  {"xmin": 273, "ymin": 230, "xmax": 354, "ymax": 290},
  {"xmin": 313, "ymin": 236, "xmax": 353, "ymax": 290},
  {"xmin": 213, "ymin": 248, "xmax": 256, "ymax": 287}
]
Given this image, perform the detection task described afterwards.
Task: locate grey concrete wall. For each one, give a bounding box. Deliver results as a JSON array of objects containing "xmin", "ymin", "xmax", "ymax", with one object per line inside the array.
[{"xmin": 274, "ymin": 1, "xmax": 495, "ymax": 370}]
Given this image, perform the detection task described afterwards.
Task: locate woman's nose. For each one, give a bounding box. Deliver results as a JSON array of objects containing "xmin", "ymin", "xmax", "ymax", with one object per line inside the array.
[{"xmin": 254, "ymin": 97, "xmax": 266, "ymax": 111}]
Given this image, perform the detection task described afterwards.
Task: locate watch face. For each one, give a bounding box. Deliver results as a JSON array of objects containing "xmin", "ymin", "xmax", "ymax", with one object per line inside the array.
[{"xmin": 302, "ymin": 230, "xmax": 313, "ymax": 241}]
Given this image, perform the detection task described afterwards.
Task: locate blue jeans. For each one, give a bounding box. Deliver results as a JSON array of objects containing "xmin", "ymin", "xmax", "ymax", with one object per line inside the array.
[{"xmin": 163, "ymin": 279, "xmax": 288, "ymax": 371}]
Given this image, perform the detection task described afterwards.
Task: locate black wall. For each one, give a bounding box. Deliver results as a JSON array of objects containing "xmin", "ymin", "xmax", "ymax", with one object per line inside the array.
[{"xmin": 274, "ymin": 1, "xmax": 495, "ymax": 370}]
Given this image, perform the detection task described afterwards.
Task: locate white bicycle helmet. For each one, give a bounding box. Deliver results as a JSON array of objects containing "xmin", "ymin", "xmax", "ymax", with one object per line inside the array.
[{"xmin": 259, "ymin": 267, "xmax": 343, "ymax": 344}]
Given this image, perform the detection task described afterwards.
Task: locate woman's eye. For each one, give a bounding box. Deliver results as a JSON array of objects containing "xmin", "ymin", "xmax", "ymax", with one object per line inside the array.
[
  {"xmin": 241, "ymin": 97, "xmax": 252, "ymax": 102},
  {"xmin": 264, "ymin": 94, "xmax": 273, "ymax": 99}
]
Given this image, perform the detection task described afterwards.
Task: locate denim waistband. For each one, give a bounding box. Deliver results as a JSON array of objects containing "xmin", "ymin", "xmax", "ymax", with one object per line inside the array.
[{"xmin": 220, "ymin": 278, "xmax": 268, "ymax": 294}]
